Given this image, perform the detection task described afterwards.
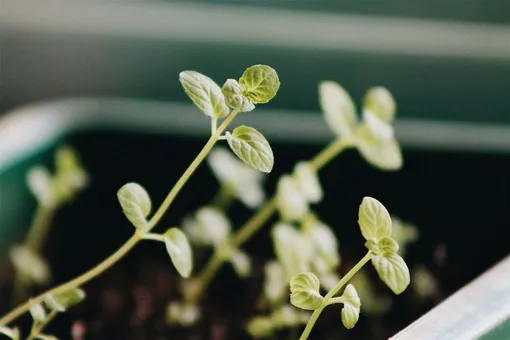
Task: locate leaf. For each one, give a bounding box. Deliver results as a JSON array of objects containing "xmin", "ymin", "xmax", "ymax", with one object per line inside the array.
[
  {"xmin": 117, "ymin": 182, "xmax": 152, "ymax": 229},
  {"xmin": 378, "ymin": 237, "xmax": 399, "ymax": 255},
  {"xmin": 362, "ymin": 110, "xmax": 394, "ymax": 142},
  {"xmin": 9, "ymin": 245, "xmax": 51, "ymax": 284},
  {"xmin": 276, "ymin": 175, "xmax": 309, "ymax": 222},
  {"xmin": 372, "ymin": 253, "xmax": 410, "ymax": 295},
  {"xmin": 247, "ymin": 317, "xmax": 274, "ymax": 338},
  {"xmin": 183, "ymin": 206, "xmax": 231, "ymax": 247},
  {"xmin": 319, "ymin": 81, "xmax": 358, "ymax": 137},
  {"xmin": 293, "ymin": 162, "xmax": 323, "ymax": 203},
  {"xmin": 272, "ymin": 223, "xmax": 313, "ymax": 277},
  {"xmin": 164, "ymin": 228, "xmax": 193, "ymax": 278},
  {"xmin": 30, "ymin": 303, "xmax": 47, "ymax": 323},
  {"xmin": 44, "ymin": 287, "xmax": 85, "ymax": 312},
  {"xmin": 289, "ymin": 272, "xmax": 323, "ymax": 310},
  {"xmin": 264, "ymin": 261, "xmax": 287, "ymax": 304},
  {"xmin": 166, "ymin": 302, "xmax": 201, "ymax": 326},
  {"xmin": 54, "ymin": 146, "xmax": 88, "ymax": 197},
  {"xmin": 355, "ymin": 124, "xmax": 403, "ymax": 171},
  {"xmin": 239, "ymin": 65, "xmax": 280, "ymax": 104},
  {"xmin": 27, "ymin": 166, "xmax": 55, "ymax": 207},
  {"xmin": 341, "ymin": 284, "xmax": 361, "ymax": 329},
  {"xmin": 225, "ymin": 125, "xmax": 274, "ymax": 173},
  {"xmin": 341, "ymin": 300, "xmax": 360, "ymax": 329},
  {"xmin": 222, "ymin": 79, "xmax": 255, "ymax": 112},
  {"xmin": 358, "ymin": 197, "xmax": 392, "ymax": 241},
  {"xmin": 0, "ymin": 327, "xmax": 20, "ymax": 340},
  {"xmin": 179, "ymin": 71, "xmax": 230, "ymax": 118},
  {"xmin": 363, "ymin": 87, "xmax": 396, "ymax": 123},
  {"xmin": 307, "ymin": 222, "xmax": 340, "ymax": 271},
  {"xmin": 229, "ymin": 250, "xmax": 252, "ymax": 278}
]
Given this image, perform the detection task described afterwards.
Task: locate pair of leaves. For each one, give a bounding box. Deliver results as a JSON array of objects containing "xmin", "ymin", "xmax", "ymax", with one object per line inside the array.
[
  {"xmin": 358, "ymin": 197, "xmax": 410, "ymax": 295},
  {"xmin": 319, "ymin": 82, "xmax": 402, "ymax": 170},
  {"xmin": 117, "ymin": 184, "xmax": 192, "ymax": 278},
  {"xmin": 223, "ymin": 67, "xmax": 278, "ymax": 173},
  {"xmin": 289, "ymin": 272, "xmax": 361, "ymax": 330},
  {"xmin": 179, "ymin": 65, "xmax": 280, "ymax": 117},
  {"xmin": 180, "ymin": 66, "xmax": 278, "ymax": 174}
]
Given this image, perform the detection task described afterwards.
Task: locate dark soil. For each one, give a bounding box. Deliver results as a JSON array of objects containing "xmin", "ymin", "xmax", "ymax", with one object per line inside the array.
[{"xmin": 1, "ymin": 130, "xmax": 509, "ymax": 339}]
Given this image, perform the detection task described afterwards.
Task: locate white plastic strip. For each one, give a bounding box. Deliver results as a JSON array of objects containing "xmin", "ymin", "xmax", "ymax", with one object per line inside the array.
[
  {"xmin": 392, "ymin": 255, "xmax": 510, "ymax": 340},
  {"xmin": 1, "ymin": 98, "xmax": 510, "ymax": 172}
]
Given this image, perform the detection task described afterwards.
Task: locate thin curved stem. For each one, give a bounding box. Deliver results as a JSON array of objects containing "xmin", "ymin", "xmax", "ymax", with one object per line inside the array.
[
  {"xmin": 189, "ymin": 138, "xmax": 353, "ymax": 304},
  {"xmin": 299, "ymin": 251, "xmax": 372, "ymax": 340},
  {"xmin": 0, "ymin": 111, "xmax": 239, "ymax": 328},
  {"xmin": 309, "ymin": 137, "xmax": 352, "ymax": 171}
]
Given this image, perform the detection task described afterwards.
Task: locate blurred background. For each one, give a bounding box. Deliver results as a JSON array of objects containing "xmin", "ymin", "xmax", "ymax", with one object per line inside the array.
[
  {"xmin": 1, "ymin": 0, "xmax": 509, "ymax": 123},
  {"xmin": 0, "ymin": 1, "xmax": 509, "ymax": 339}
]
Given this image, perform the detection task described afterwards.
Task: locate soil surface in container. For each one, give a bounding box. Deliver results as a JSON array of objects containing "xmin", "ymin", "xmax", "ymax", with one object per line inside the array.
[{"xmin": 1, "ymin": 131, "xmax": 508, "ymax": 339}]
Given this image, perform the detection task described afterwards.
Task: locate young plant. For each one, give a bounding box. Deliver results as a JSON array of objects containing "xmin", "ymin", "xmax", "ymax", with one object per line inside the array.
[
  {"xmin": 290, "ymin": 197, "xmax": 411, "ymax": 340},
  {"xmin": 0, "ymin": 64, "xmax": 280, "ymax": 336},
  {"xmin": 10, "ymin": 146, "xmax": 88, "ymax": 304},
  {"xmin": 185, "ymin": 80, "xmax": 403, "ymax": 310}
]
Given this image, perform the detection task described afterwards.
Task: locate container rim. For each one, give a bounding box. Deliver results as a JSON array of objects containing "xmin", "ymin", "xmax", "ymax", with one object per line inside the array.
[{"xmin": 1, "ymin": 97, "xmax": 510, "ymax": 172}]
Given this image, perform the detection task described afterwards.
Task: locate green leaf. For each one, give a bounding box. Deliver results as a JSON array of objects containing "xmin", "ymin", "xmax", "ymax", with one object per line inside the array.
[
  {"xmin": 30, "ymin": 303, "xmax": 47, "ymax": 323},
  {"xmin": 117, "ymin": 182, "xmax": 152, "ymax": 229},
  {"xmin": 372, "ymin": 253, "xmax": 410, "ymax": 295},
  {"xmin": 229, "ymin": 250, "xmax": 252, "ymax": 278},
  {"xmin": 272, "ymin": 223, "xmax": 313, "ymax": 277},
  {"xmin": 289, "ymin": 272, "xmax": 323, "ymax": 310},
  {"xmin": 179, "ymin": 71, "xmax": 230, "ymax": 118},
  {"xmin": 363, "ymin": 87, "xmax": 396, "ymax": 123},
  {"xmin": 341, "ymin": 284, "xmax": 361, "ymax": 329},
  {"xmin": 378, "ymin": 237, "xmax": 399, "ymax": 255},
  {"xmin": 225, "ymin": 125, "xmax": 274, "ymax": 173},
  {"xmin": 164, "ymin": 228, "xmax": 193, "ymax": 278},
  {"xmin": 247, "ymin": 317, "xmax": 274, "ymax": 338},
  {"xmin": 276, "ymin": 175, "xmax": 309, "ymax": 222},
  {"xmin": 358, "ymin": 197, "xmax": 392, "ymax": 241},
  {"xmin": 222, "ymin": 79, "xmax": 255, "ymax": 112},
  {"xmin": 0, "ymin": 327, "xmax": 20, "ymax": 340},
  {"xmin": 27, "ymin": 166, "xmax": 55, "ymax": 207},
  {"xmin": 44, "ymin": 287, "xmax": 85, "ymax": 312},
  {"xmin": 9, "ymin": 245, "xmax": 51, "ymax": 284},
  {"xmin": 355, "ymin": 124, "xmax": 403, "ymax": 171},
  {"xmin": 319, "ymin": 81, "xmax": 358, "ymax": 137},
  {"xmin": 264, "ymin": 261, "xmax": 286, "ymax": 305},
  {"xmin": 239, "ymin": 65, "xmax": 280, "ymax": 104}
]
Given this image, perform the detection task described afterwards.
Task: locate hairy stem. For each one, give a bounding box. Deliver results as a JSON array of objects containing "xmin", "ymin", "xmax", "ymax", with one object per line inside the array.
[
  {"xmin": 189, "ymin": 137, "xmax": 353, "ymax": 304},
  {"xmin": 0, "ymin": 111, "xmax": 239, "ymax": 328},
  {"xmin": 299, "ymin": 251, "xmax": 372, "ymax": 340}
]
